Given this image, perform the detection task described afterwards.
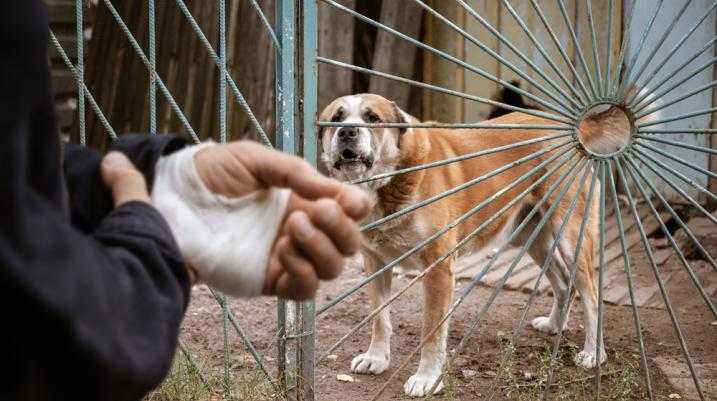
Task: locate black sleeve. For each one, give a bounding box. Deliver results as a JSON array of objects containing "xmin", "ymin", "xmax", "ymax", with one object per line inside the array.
[
  {"xmin": 65, "ymin": 134, "xmax": 187, "ymax": 234},
  {"xmin": 0, "ymin": 1, "xmax": 191, "ymax": 399}
]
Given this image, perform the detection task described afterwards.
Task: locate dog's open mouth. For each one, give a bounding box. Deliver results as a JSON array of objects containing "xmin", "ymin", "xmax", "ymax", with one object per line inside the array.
[{"xmin": 333, "ymin": 149, "xmax": 374, "ymax": 170}]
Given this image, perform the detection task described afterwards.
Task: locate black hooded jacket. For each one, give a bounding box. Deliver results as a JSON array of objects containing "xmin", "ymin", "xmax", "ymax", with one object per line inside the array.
[{"xmin": 1, "ymin": 2, "xmax": 191, "ymax": 399}]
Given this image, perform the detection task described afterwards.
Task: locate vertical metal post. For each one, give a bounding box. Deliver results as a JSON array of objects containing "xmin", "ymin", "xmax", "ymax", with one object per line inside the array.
[
  {"xmin": 276, "ymin": 1, "xmax": 298, "ymax": 400},
  {"xmin": 299, "ymin": 1, "xmax": 318, "ymax": 400},
  {"xmin": 277, "ymin": 1, "xmax": 317, "ymax": 399}
]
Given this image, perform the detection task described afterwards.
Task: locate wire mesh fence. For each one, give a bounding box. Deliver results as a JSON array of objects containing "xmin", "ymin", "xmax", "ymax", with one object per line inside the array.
[{"xmin": 53, "ymin": 0, "xmax": 716, "ymax": 400}]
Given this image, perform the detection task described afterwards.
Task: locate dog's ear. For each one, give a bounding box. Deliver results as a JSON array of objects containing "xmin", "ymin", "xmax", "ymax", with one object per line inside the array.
[{"xmin": 391, "ymin": 101, "xmax": 408, "ymax": 134}]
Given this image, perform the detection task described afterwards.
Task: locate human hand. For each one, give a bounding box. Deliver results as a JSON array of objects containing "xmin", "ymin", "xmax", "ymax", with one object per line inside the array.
[
  {"xmin": 193, "ymin": 140, "xmax": 370, "ymax": 300},
  {"xmin": 101, "ymin": 151, "xmax": 151, "ymax": 207}
]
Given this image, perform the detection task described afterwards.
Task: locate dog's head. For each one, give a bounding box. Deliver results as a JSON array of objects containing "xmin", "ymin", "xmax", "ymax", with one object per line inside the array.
[{"xmin": 319, "ymin": 94, "xmax": 411, "ymax": 186}]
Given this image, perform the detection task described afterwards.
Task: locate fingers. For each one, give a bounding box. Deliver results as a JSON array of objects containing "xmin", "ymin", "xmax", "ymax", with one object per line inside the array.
[
  {"xmin": 286, "ymin": 209, "xmax": 348, "ymax": 280},
  {"xmin": 230, "ymin": 141, "xmax": 368, "ymax": 208},
  {"xmin": 275, "ymin": 236, "xmax": 319, "ymax": 300},
  {"xmin": 101, "ymin": 152, "xmax": 151, "ymax": 207}
]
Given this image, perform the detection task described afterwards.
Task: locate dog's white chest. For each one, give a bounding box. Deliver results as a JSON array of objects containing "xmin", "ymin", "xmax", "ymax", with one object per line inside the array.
[{"xmin": 364, "ymin": 217, "xmax": 428, "ymax": 271}]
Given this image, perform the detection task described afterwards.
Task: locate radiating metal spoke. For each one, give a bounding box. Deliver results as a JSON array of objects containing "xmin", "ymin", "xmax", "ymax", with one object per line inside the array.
[
  {"xmin": 595, "ymin": 160, "xmax": 607, "ymax": 398},
  {"xmin": 630, "ymin": 39, "xmax": 717, "ymax": 110},
  {"xmin": 318, "ymin": 153, "xmax": 583, "ymax": 362},
  {"xmin": 318, "ymin": 122, "xmax": 572, "ymax": 130},
  {"xmin": 557, "ymin": 0, "xmax": 599, "ymax": 99},
  {"xmin": 317, "ymin": 144, "xmax": 577, "ymax": 316},
  {"xmin": 603, "ymin": 0, "xmax": 614, "ymax": 98},
  {"xmin": 610, "ymin": 0, "xmax": 637, "ymax": 97},
  {"xmin": 636, "ymin": 141, "xmax": 717, "ymax": 183},
  {"xmin": 528, "ymin": 0, "xmax": 592, "ymax": 102},
  {"xmin": 616, "ymin": 0, "xmax": 665, "ymax": 100},
  {"xmin": 624, "ymin": 154, "xmax": 717, "ymax": 315},
  {"xmin": 632, "ymin": 56, "xmax": 717, "ymax": 114},
  {"xmin": 542, "ymin": 161, "xmax": 600, "ymax": 399},
  {"xmin": 495, "ymin": 0, "xmax": 584, "ymax": 109},
  {"xmin": 633, "ymin": 144, "xmax": 717, "ymax": 204},
  {"xmin": 372, "ymin": 156, "xmax": 590, "ymax": 401},
  {"xmin": 635, "ymin": 135, "xmax": 717, "ymax": 155},
  {"xmin": 640, "ymin": 128, "xmax": 717, "ymax": 134},
  {"xmin": 619, "ymin": 0, "xmax": 692, "ymax": 101},
  {"xmin": 630, "ymin": 150, "xmax": 717, "ymax": 266},
  {"xmin": 361, "ymin": 142, "xmax": 573, "ymax": 232},
  {"xmin": 635, "ymin": 80, "xmax": 717, "ymax": 119},
  {"xmin": 320, "ymin": 0, "xmax": 576, "ymax": 119},
  {"xmin": 614, "ymin": 156, "xmax": 707, "ymax": 401},
  {"xmin": 484, "ymin": 160, "xmax": 593, "ymax": 401},
  {"xmin": 432, "ymin": 159, "xmax": 593, "ymax": 397},
  {"xmin": 411, "ymin": 0, "xmax": 580, "ymax": 114},
  {"xmin": 458, "ymin": 0, "xmax": 589, "ymax": 107},
  {"xmin": 349, "ymin": 134, "xmax": 572, "ymax": 185},
  {"xmin": 606, "ymin": 159, "xmax": 654, "ymax": 400},
  {"xmin": 318, "ymin": 58, "xmax": 574, "ymax": 124},
  {"xmin": 586, "ymin": 0, "xmax": 604, "ymax": 97},
  {"xmin": 625, "ymin": 0, "xmax": 717, "ymax": 106}
]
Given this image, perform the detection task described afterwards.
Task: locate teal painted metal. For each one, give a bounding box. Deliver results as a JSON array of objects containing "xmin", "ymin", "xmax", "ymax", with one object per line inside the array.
[
  {"xmin": 276, "ymin": 1, "xmax": 300, "ymax": 399},
  {"xmin": 51, "ymin": 2, "xmax": 717, "ymax": 400},
  {"xmin": 299, "ymin": 0, "xmax": 318, "ymax": 399}
]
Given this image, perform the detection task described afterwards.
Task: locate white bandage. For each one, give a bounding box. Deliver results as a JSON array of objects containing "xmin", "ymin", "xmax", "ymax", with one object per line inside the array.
[{"xmin": 151, "ymin": 142, "xmax": 290, "ymax": 297}]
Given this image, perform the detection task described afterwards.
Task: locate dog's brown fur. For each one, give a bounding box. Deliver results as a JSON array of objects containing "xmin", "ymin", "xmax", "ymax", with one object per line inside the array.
[{"xmin": 320, "ymin": 94, "xmax": 603, "ymax": 397}]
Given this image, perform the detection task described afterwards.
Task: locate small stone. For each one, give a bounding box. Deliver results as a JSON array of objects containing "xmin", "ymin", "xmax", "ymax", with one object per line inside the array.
[
  {"xmin": 336, "ymin": 374, "xmax": 354, "ymax": 383},
  {"xmin": 710, "ymin": 321, "xmax": 717, "ymax": 327},
  {"xmin": 496, "ymin": 330, "xmax": 505, "ymax": 338},
  {"xmin": 484, "ymin": 370, "xmax": 497, "ymax": 378},
  {"xmin": 461, "ymin": 369, "xmax": 477, "ymax": 379},
  {"xmin": 668, "ymin": 393, "xmax": 682, "ymax": 399},
  {"xmin": 523, "ymin": 371, "xmax": 533, "ymax": 380},
  {"xmin": 326, "ymin": 354, "xmax": 338, "ymax": 361},
  {"xmin": 265, "ymin": 356, "xmax": 275, "ymax": 362}
]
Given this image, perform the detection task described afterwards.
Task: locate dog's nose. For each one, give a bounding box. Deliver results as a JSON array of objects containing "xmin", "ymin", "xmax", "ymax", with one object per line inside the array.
[{"xmin": 338, "ymin": 127, "xmax": 358, "ymax": 141}]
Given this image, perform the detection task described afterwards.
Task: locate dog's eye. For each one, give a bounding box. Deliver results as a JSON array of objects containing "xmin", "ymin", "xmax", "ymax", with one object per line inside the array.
[
  {"xmin": 366, "ymin": 112, "xmax": 381, "ymax": 124},
  {"xmin": 331, "ymin": 109, "xmax": 344, "ymax": 122}
]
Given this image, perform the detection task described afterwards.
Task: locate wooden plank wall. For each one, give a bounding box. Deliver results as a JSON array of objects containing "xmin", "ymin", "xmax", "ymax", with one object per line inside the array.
[{"xmin": 425, "ymin": 1, "xmax": 622, "ymax": 123}]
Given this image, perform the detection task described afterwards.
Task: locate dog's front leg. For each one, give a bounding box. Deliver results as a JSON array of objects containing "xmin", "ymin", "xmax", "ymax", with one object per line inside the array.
[
  {"xmin": 351, "ymin": 251, "xmax": 393, "ymax": 375},
  {"xmin": 404, "ymin": 257, "xmax": 454, "ymax": 397}
]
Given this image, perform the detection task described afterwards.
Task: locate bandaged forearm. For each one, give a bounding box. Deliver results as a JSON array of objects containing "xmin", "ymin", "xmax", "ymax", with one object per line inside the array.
[{"xmin": 151, "ymin": 142, "xmax": 290, "ymax": 297}]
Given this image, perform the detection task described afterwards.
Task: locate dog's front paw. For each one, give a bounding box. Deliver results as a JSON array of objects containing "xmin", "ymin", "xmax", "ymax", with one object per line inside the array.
[
  {"xmin": 351, "ymin": 352, "xmax": 390, "ymax": 375},
  {"xmin": 403, "ymin": 373, "xmax": 444, "ymax": 397},
  {"xmin": 531, "ymin": 316, "xmax": 560, "ymax": 334},
  {"xmin": 574, "ymin": 349, "xmax": 607, "ymax": 369}
]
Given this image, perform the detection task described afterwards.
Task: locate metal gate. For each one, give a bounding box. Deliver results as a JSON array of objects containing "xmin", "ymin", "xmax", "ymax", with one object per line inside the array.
[{"xmin": 53, "ymin": 0, "xmax": 716, "ymax": 400}]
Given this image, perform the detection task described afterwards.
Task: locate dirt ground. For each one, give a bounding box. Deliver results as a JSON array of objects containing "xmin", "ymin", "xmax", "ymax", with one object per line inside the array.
[{"xmin": 166, "ymin": 243, "xmax": 717, "ymax": 401}]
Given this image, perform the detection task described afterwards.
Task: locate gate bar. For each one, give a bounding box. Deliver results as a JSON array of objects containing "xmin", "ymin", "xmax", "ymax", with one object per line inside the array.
[
  {"xmin": 616, "ymin": 157, "xmax": 707, "ymax": 401},
  {"xmin": 320, "ymin": 0, "xmax": 576, "ymax": 120}
]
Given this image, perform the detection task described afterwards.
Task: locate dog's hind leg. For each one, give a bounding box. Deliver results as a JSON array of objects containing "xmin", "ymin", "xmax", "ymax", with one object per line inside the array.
[
  {"xmin": 404, "ymin": 244, "xmax": 454, "ymax": 397},
  {"xmin": 351, "ymin": 250, "xmax": 393, "ymax": 375},
  {"xmin": 548, "ymin": 199, "xmax": 605, "ymax": 369},
  {"xmin": 508, "ymin": 203, "xmax": 574, "ymax": 335}
]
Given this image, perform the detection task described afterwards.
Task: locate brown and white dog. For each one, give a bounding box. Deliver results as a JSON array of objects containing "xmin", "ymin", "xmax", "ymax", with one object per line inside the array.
[{"xmin": 319, "ymin": 94, "xmax": 606, "ymax": 397}]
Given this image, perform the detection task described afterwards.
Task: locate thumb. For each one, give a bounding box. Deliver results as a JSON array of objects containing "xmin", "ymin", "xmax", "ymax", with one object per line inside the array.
[{"xmin": 101, "ymin": 151, "xmax": 151, "ymax": 207}]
